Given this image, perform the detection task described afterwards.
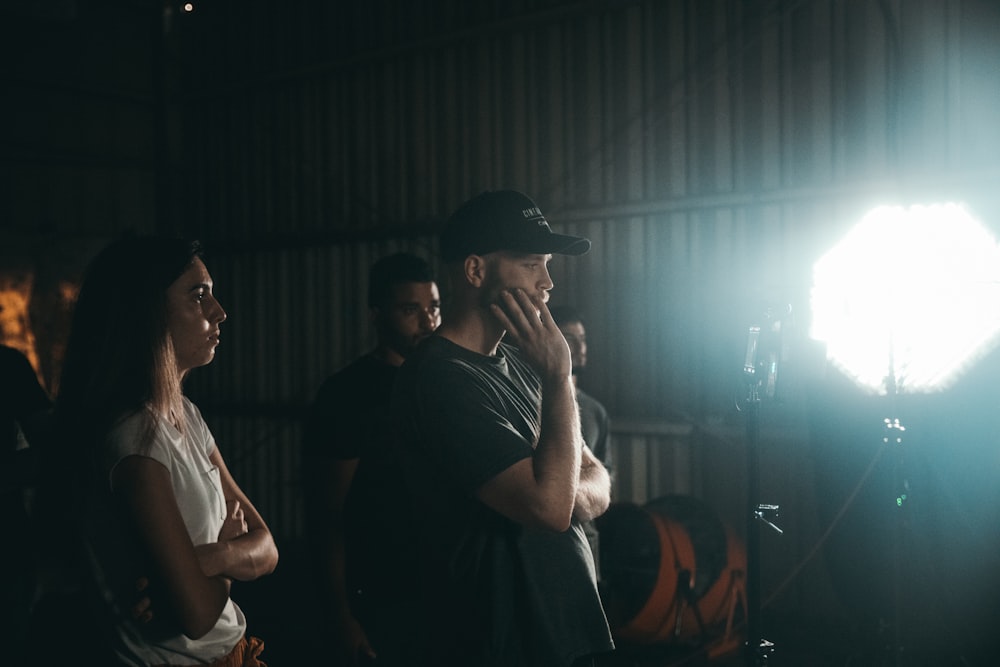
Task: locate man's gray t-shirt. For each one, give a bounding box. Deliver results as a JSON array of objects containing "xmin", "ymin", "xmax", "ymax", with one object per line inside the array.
[{"xmin": 391, "ymin": 336, "xmax": 614, "ymax": 667}]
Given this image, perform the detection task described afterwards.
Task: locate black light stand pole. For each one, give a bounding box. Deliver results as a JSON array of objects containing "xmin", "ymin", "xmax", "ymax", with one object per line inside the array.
[
  {"xmin": 742, "ymin": 323, "xmax": 782, "ymax": 667},
  {"xmin": 883, "ymin": 341, "xmax": 907, "ymax": 667},
  {"xmin": 744, "ymin": 361, "xmax": 766, "ymax": 666}
]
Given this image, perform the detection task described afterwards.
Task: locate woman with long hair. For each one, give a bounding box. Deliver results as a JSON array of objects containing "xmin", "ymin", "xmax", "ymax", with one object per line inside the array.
[{"xmin": 49, "ymin": 235, "xmax": 278, "ymax": 665}]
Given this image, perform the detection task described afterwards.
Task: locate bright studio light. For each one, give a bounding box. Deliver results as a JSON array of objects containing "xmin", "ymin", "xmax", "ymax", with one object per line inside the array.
[{"xmin": 810, "ymin": 203, "xmax": 1000, "ymax": 394}]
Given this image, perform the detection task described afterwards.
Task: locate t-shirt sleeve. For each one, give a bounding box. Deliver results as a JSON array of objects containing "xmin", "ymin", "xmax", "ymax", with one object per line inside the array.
[
  {"xmin": 104, "ymin": 411, "xmax": 173, "ymax": 488},
  {"xmin": 587, "ymin": 393, "xmax": 612, "ymax": 473}
]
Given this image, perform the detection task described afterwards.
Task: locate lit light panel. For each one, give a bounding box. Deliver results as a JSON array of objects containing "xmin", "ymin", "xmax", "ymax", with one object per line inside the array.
[{"xmin": 810, "ymin": 203, "xmax": 1000, "ymax": 394}]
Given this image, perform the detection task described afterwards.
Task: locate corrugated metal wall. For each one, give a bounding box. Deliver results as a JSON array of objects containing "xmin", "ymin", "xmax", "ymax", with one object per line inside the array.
[
  {"xmin": 2, "ymin": 2, "xmax": 161, "ymax": 238},
  {"xmin": 170, "ymin": 1, "xmax": 1000, "ymax": 622},
  {"xmin": 177, "ymin": 0, "xmax": 1000, "ymax": 508},
  {"xmin": 6, "ymin": 0, "xmax": 999, "ymax": 623}
]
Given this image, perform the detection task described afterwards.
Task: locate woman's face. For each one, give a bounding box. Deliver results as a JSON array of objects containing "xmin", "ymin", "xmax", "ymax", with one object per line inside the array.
[{"xmin": 166, "ymin": 257, "xmax": 227, "ymax": 374}]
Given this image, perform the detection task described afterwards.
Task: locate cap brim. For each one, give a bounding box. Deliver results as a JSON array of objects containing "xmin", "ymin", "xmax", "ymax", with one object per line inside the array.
[
  {"xmin": 518, "ymin": 233, "xmax": 591, "ymax": 256},
  {"xmin": 552, "ymin": 235, "xmax": 591, "ymax": 255}
]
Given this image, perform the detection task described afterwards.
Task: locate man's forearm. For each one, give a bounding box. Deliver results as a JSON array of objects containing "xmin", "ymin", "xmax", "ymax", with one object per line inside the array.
[{"xmin": 532, "ymin": 375, "xmax": 583, "ymax": 528}]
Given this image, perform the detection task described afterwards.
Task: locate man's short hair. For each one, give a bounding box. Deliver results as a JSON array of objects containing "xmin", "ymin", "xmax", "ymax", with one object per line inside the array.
[
  {"xmin": 549, "ymin": 305, "xmax": 585, "ymax": 328},
  {"xmin": 368, "ymin": 252, "xmax": 436, "ymax": 308}
]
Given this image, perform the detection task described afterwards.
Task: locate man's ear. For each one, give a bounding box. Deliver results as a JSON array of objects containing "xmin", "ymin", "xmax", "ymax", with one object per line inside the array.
[{"xmin": 464, "ymin": 254, "xmax": 488, "ymax": 288}]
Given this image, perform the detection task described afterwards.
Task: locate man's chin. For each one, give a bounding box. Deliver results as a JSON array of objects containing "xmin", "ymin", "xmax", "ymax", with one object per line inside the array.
[{"xmin": 400, "ymin": 336, "xmax": 431, "ymax": 356}]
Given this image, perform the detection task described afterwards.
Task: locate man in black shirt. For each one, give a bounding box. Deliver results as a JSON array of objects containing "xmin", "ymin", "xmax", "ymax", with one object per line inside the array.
[
  {"xmin": 302, "ymin": 253, "xmax": 440, "ymax": 666},
  {"xmin": 392, "ymin": 190, "xmax": 615, "ymax": 666}
]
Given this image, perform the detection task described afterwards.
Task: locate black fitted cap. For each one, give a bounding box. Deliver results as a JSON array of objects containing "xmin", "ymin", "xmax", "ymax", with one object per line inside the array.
[{"xmin": 440, "ymin": 190, "xmax": 591, "ymax": 262}]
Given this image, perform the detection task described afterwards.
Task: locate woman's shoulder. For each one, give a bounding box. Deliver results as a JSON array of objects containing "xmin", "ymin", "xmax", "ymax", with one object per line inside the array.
[
  {"xmin": 103, "ymin": 408, "xmax": 175, "ymax": 473},
  {"xmin": 106, "ymin": 409, "xmax": 152, "ymax": 448}
]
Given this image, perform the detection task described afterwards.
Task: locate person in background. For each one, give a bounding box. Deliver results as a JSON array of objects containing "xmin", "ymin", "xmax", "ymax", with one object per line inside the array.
[
  {"xmin": 43, "ymin": 235, "xmax": 278, "ymax": 665},
  {"xmin": 391, "ymin": 190, "xmax": 615, "ymax": 666},
  {"xmin": 302, "ymin": 252, "xmax": 441, "ymax": 666},
  {"xmin": 0, "ymin": 343, "xmax": 52, "ymax": 663},
  {"xmin": 549, "ymin": 305, "xmax": 613, "ymax": 579}
]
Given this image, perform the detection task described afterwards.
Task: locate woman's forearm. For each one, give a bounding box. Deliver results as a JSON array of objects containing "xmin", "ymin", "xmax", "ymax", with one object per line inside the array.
[{"xmin": 195, "ymin": 528, "xmax": 278, "ymax": 581}]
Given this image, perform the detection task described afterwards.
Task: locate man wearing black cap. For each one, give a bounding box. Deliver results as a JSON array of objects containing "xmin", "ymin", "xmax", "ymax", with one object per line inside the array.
[{"xmin": 391, "ymin": 190, "xmax": 615, "ymax": 667}]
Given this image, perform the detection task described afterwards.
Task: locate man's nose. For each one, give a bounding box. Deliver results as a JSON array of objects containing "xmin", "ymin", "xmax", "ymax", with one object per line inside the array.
[
  {"xmin": 539, "ymin": 267, "xmax": 554, "ymax": 292},
  {"xmin": 419, "ymin": 309, "xmax": 438, "ymax": 330}
]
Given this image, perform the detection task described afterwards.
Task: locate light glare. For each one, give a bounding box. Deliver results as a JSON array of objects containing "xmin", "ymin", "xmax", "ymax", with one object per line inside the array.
[{"xmin": 810, "ymin": 203, "xmax": 1000, "ymax": 394}]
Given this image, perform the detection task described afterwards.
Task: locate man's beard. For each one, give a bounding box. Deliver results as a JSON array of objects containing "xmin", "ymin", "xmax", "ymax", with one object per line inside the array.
[
  {"xmin": 384, "ymin": 329, "xmax": 425, "ymax": 359},
  {"xmin": 480, "ymin": 276, "xmax": 546, "ymax": 316},
  {"xmin": 479, "ymin": 272, "xmax": 508, "ymax": 312}
]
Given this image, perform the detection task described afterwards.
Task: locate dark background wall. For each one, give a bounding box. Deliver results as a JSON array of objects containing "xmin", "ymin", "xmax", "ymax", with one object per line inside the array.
[{"xmin": 4, "ymin": 0, "xmax": 1000, "ymax": 663}]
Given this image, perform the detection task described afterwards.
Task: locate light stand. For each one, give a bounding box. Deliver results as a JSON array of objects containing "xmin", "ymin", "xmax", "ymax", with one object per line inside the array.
[
  {"xmin": 740, "ymin": 313, "xmax": 786, "ymax": 667},
  {"xmin": 881, "ymin": 343, "xmax": 908, "ymax": 667}
]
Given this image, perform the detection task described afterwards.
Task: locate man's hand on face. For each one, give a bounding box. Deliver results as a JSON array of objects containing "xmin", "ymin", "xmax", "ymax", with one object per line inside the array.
[{"xmin": 491, "ymin": 288, "xmax": 572, "ymax": 382}]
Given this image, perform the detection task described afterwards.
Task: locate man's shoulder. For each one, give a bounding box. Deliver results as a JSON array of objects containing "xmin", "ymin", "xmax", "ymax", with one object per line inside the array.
[
  {"xmin": 396, "ymin": 336, "xmax": 507, "ymax": 398},
  {"xmin": 311, "ymin": 354, "xmax": 395, "ymax": 404},
  {"xmin": 324, "ymin": 353, "xmax": 391, "ymax": 382},
  {"xmin": 401, "ymin": 335, "xmax": 470, "ymax": 371}
]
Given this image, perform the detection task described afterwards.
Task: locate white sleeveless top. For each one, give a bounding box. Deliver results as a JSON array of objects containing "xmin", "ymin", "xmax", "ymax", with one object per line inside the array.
[{"xmin": 93, "ymin": 397, "xmax": 246, "ymax": 665}]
